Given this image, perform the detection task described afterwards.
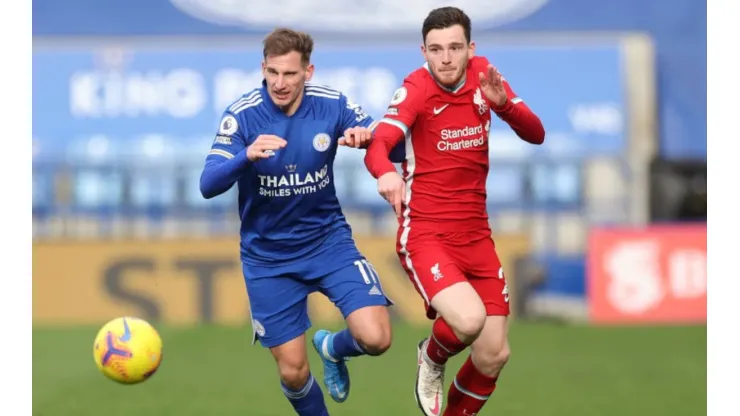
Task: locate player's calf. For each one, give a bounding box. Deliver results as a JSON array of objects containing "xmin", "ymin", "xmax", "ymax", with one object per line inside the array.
[
  {"xmin": 271, "ymin": 336, "xmax": 330, "ymax": 416},
  {"xmin": 444, "ymin": 315, "xmax": 510, "ymax": 416},
  {"xmin": 470, "ymin": 338, "xmax": 510, "ymax": 377},
  {"xmin": 415, "ymin": 283, "xmax": 486, "ymax": 416}
]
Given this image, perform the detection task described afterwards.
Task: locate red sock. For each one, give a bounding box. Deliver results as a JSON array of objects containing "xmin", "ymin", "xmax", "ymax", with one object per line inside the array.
[
  {"xmin": 425, "ymin": 318, "xmax": 468, "ymax": 365},
  {"xmin": 443, "ymin": 355, "xmax": 498, "ymax": 416}
]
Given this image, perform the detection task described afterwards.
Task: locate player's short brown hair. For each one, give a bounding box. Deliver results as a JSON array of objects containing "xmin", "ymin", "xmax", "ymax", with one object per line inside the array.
[
  {"xmin": 262, "ymin": 28, "xmax": 314, "ymax": 66},
  {"xmin": 422, "ymin": 7, "xmax": 472, "ymax": 44}
]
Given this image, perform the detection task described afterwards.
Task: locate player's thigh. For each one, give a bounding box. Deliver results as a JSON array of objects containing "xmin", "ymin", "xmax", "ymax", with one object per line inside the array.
[
  {"xmin": 430, "ymin": 282, "xmax": 487, "ymax": 340},
  {"xmin": 397, "ymin": 235, "xmax": 466, "ymax": 312},
  {"xmin": 243, "ymin": 266, "xmax": 312, "ymax": 349},
  {"xmin": 398, "ymin": 235, "xmax": 486, "ymax": 333},
  {"xmin": 470, "ymin": 315, "xmax": 511, "ymax": 377},
  {"xmin": 463, "ymin": 238, "xmax": 511, "ymax": 317},
  {"xmin": 319, "ymin": 259, "xmax": 393, "ymax": 317},
  {"xmin": 318, "ymin": 259, "xmax": 393, "ymax": 353},
  {"xmin": 269, "ymin": 334, "xmax": 311, "ymax": 387}
]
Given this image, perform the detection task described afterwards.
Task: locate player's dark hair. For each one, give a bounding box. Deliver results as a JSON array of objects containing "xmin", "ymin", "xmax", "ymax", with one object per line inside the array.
[
  {"xmin": 422, "ymin": 7, "xmax": 472, "ymax": 44},
  {"xmin": 262, "ymin": 28, "xmax": 314, "ymax": 66}
]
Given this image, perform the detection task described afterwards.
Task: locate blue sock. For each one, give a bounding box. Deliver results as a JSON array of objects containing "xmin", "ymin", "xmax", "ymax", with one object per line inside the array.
[
  {"xmin": 327, "ymin": 329, "xmax": 367, "ymax": 360},
  {"xmin": 281, "ymin": 373, "xmax": 329, "ymax": 416}
]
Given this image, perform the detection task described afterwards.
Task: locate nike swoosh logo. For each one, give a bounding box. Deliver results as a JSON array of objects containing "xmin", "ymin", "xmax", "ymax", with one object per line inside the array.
[
  {"xmin": 430, "ymin": 389, "xmax": 441, "ymax": 415},
  {"xmin": 433, "ymin": 104, "xmax": 449, "ymax": 115},
  {"xmin": 119, "ymin": 318, "xmax": 132, "ymax": 342}
]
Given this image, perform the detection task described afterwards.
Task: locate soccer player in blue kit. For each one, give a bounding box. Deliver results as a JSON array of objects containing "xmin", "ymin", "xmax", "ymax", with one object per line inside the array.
[{"xmin": 199, "ymin": 28, "xmax": 402, "ymax": 415}]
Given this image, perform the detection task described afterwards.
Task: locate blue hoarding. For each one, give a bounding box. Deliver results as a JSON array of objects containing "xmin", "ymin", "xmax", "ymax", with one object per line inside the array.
[
  {"xmin": 32, "ymin": 39, "xmax": 626, "ymax": 212},
  {"xmin": 33, "ymin": 40, "xmax": 626, "ymax": 162},
  {"xmin": 32, "ymin": 0, "xmax": 707, "ymax": 159}
]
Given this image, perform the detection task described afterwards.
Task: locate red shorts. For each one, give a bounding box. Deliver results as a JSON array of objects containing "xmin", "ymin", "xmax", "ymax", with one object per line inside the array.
[{"xmin": 396, "ymin": 229, "xmax": 510, "ymax": 319}]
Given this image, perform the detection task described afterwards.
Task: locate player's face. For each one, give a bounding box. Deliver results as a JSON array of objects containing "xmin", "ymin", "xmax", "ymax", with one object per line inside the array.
[
  {"xmin": 262, "ymin": 51, "xmax": 314, "ymax": 113},
  {"xmin": 422, "ymin": 25, "xmax": 475, "ymax": 88}
]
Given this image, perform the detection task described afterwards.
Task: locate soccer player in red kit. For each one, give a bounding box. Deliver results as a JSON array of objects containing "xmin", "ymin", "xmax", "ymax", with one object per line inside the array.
[{"xmin": 364, "ymin": 7, "xmax": 545, "ymax": 416}]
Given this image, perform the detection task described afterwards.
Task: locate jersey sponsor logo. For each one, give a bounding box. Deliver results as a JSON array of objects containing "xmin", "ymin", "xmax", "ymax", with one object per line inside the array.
[
  {"xmin": 169, "ymin": 0, "xmax": 549, "ymax": 31},
  {"xmin": 437, "ymin": 123, "xmax": 489, "ymax": 152},
  {"xmin": 218, "ymin": 115, "xmax": 239, "ymax": 135},
  {"xmin": 213, "ymin": 135, "xmax": 232, "ymax": 145},
  {"xmin": 389, "ymin": 87, "xmax": 407, "ymax": 106},
  {"xmin": 440, "ymin": 124, "xmax": 484, "ymax": 140},
  {"xmin": 257, "ymin": 163, "xmax": 332, "ymax": 198},
  {"xmin": 385, "ymin": 107, "xmax": 399, "ymax": 117}
]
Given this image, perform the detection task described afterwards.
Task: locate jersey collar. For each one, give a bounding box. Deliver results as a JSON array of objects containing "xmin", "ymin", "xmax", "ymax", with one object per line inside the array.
[{"xmin": 423, "ymin": 62, "xmax": 467, "ymax": 94}]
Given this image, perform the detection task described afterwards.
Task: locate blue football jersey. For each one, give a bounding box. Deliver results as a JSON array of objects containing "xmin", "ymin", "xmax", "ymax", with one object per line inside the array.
[{"xmin": 200, "ymin": 81, "xmax": 376, "ymax": 266}]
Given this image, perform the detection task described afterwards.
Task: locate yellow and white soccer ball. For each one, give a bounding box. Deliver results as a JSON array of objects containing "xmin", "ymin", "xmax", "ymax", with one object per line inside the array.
[{"xmin": 93, "ymin": 316, "xmax": 163, "ymax": 384}]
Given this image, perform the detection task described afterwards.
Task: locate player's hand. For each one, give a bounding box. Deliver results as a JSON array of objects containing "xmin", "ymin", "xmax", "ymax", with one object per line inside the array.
[
  {"xmin": 377, "ymin": 171, "xmax": 406, "ymax": 217},
  {"xmin": 246, "ymin": 134, "xmax": 287, "ymax": 162},
  {"xmin": 339, "ymin": 126, "xmax": 372, "ymax": 148},
  {"xmin": 479, "ymin": 64, "xmax": 507, "ymax": 107}
]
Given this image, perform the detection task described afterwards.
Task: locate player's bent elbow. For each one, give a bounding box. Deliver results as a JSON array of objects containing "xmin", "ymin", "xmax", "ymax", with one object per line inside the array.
[
  {"xmin": 199, "ymin": 177, "xmax": 224, "ymax": 200},
  {"xmin": 363, "ymin": 152, "xmax": 375, "ymax": 170},
  {"xmin": 199, "ymin": 181, "xmax": 216, "ymax": 199},
  {"xmin": 518, "ymin": 130, "xmax": 545, "ymax": 145},
  {"xmin": 533, "ymin": 128, "xmax": 546, "ymax": 145}
]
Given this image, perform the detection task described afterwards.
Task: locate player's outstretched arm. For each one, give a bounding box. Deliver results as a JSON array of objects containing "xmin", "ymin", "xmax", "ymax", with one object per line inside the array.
[
  {"xmin": 199, "ymin": 112, "xmax": 252, "ymax": 199},
  {"xmin": 479, "ymin": 64, "xmax": 546, "ymax": 145}
]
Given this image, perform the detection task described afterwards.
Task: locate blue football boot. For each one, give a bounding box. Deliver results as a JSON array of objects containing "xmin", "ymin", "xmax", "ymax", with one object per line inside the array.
[{"xmin": 312, "ymin": 329, "xmax": 350, "ymax": 403}]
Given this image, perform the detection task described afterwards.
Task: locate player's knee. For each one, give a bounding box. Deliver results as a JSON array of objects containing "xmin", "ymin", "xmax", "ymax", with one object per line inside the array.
[
  {"xmin": 447, "ymin": 309, "xmax": 486, "ymax": 343},
  {"xmin": 457, "ymin": 315, "xmax": 486, "ymax": 342},
  {"xmin": 474, "ymin": 342, "xmax": 511, "ymax": 377},
  {"xmin": 356, "ymin": 324, "xmax": 392, "ymax": 356},
  {"xmin": 277, "ymin": 358, "xmax": 311, "ymax": 390},
  {"xmin": 432, "ymin": 284, "xmax": 487, "ymax": 343}
]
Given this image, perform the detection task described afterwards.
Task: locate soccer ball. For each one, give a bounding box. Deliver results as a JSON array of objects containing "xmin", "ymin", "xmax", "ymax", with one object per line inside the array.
[{"xmin": 93, "ymin": 316, "xmax": 163, "ymax": 384}]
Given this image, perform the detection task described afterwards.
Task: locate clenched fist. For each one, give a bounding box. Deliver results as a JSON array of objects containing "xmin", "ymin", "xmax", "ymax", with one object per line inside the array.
[
  {"xmin": 339, "ymin": 126, "xmax": 373, "ymax": 148},
  {"xmin": 247, "ymin": 134, "xmax": 287, "ymax": 162}
]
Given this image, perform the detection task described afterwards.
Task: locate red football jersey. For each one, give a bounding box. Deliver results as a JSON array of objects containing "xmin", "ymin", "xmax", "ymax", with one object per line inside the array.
[{"xmin": 365, "ymin": 56, "xmax": 545, "ymax": 233}]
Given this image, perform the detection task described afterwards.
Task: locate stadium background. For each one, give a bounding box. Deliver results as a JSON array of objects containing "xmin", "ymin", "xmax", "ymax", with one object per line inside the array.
[{"xmin": 32, "ymin": 1, "xmax": 707, "ymax": 414}]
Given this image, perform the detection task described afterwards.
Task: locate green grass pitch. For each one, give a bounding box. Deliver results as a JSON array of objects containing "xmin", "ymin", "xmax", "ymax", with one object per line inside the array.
[{"xmin": 33, "ymin": 322, "xmax": 706, "ymax": 415}]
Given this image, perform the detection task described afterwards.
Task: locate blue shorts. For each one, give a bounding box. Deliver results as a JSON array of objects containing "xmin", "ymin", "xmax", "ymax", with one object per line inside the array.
[{"xmin": 243, "ymin": 252, "xmax": 393, "ymax": 348}]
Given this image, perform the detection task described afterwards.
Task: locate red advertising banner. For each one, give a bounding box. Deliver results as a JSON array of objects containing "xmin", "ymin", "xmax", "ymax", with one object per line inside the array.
[{"xmin": 587, "ymin": 225, "xmax": 706, "ymax": 324}]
